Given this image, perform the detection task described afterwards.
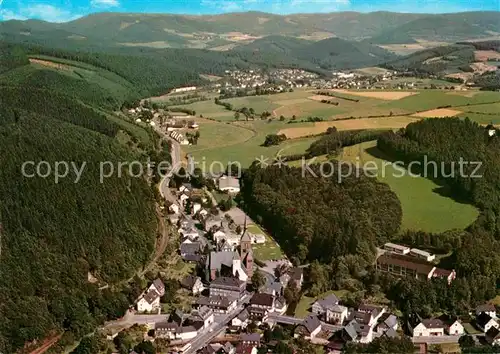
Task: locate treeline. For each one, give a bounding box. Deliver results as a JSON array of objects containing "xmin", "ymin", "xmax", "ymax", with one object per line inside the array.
[
  {"xmin": 282, "ymin": 128, "xmax": 391, "ymax": 162},
  {"xmin": 240, "ymin": 164, "xmax": 402, "ymax": 265},
  {"xmin": 0, "ymin": 43, "xmax": 29, "ymax": 74},
  {"xmin": 263, "ymin": 134, "xmax": 287, "ymax": 146},
  {"xmin": 0, "ymin": 107, "xmax": 157, "ymax": 352},
  {"xmin": 316, "ymin": 91, "xmax": 360, "ymax": 102}
]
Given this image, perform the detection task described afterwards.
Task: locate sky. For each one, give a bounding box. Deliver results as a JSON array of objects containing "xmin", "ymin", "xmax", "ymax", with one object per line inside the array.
[{"xmin": 0, "ymin": 0, "xmax": 498, "ymax": 23}]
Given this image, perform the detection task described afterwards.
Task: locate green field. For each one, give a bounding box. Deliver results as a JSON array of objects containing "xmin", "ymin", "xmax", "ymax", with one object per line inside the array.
[
  {"xmin": 170, "ymin": 100, "xmax": 234, "ymax": 119},
  {"xmin": 381, "ymin": 90, "xmax": 500, "ymax": 112},
  {"xmin": 340, "ymin": 141, "xmax": 479, "ymax": 233},
  {"xmin": 184, "ymin": 120, "xmax": 318, "ymax": 170},
  {"xmin": 247, "ymin": 224, "xmax": 285, "ymax": 262}
]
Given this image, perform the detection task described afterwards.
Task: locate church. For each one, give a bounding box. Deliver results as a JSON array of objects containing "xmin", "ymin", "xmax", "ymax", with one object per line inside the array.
[{"xmin": 206, "ymin": 232, "xmax": 254, "ymax": 282}]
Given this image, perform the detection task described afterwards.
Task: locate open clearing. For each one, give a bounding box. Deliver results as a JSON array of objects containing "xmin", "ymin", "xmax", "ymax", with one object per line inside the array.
[
  {"xmin": 446, "ymin": 90, "xmax": 480, "ymax": 98},
  {"xmin": 412, "ymin": 109, "xmax": 463, "ymax": 118},
  {"xmin": 332, "ymin": 89, "xmax": 419, "ymax": 100},
  {"xmin": 340, "ymin": 141, "xmax": 479, "ymax": 233},
  {"xmin": 474, "ymin": 50, "xmax": 500, "ymax": 61},
  {"xmin": 278, "ymin": 117, "xmax": 419, "ymax": 139}
]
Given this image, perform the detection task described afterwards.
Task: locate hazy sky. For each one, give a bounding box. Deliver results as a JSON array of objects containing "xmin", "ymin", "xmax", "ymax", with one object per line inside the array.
[{"xmin": 0, "ymin": 0, "xmax": 498, "ymax": 23}]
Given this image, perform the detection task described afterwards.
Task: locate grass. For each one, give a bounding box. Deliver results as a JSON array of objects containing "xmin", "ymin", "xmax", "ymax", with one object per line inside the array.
[
  {"xmin": 170, "ymin": 100, "xmax": 234, "ymax": 119},
  {"xmin": 459, "ymin": 112, "xmax": 500, "ymax": 125},
  {"xmin": 247, "ymin": 224, "xmax": 285, "ymax": 262},
  {"xmin": 184, "ymin": 120, "xmax": 319, "ymax": 171},
  {"xmin": 340, "ymin": 141, "xmax": 479, "ymax": 233},
  {"xmin": 491, "ymin": 295, "xmax": 500, "ymax": 306},
  {"xmin": 463, "ymin": 322, "xmax": 481, "ymax": 334},
  {"xmin": 295, "ymin": 290, "xmax": 350, "ymax": 318},
  {"xmin": 381, "ymin": 90, "xmax": 500, "ymax": 112}
]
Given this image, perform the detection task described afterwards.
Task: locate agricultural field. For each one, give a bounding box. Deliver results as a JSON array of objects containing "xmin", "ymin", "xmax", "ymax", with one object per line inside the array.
[
  {"xmin": 340, "ymin": 141, "xmax": 479, "ymax": 233},
  {"xmin": 183, "ymin": 120, "xmax": 319, "ymax": 170},
  {"xmin": 278, "ymin": 117, "xmax": 419, "ymax": 139},
  {"xmin": 171, "ymin": 100, "xmax": 234, "ymax": 119}
]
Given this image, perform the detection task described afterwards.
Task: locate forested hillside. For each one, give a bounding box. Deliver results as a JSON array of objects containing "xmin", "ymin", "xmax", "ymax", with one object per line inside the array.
[
  {"xmin": 0, "ymin": 44, "xmax": 159, "ymax": 352},
  {"xmin": 240, "ymin": 164, "xmax": 402, "ymax": 264}
]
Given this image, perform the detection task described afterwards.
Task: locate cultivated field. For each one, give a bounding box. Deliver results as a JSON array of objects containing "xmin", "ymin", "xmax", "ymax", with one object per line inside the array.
[
  {"xmin": 332, "ymin": 89, "xmax": 419, "ymax": 100},
  {"xmin": 340, "ymin": 141, "xmax": 479, "ymax": 233},
  {"xmin": 278, "ymin": 117, "xmax": 419, "ymax": 139},
  {"xmin": 474, "ymin": 50, "xmax": 500, "ymax": 61},
  {"xmin": 412, "ymin": 109, "xmax": 463, "ymax": 118}
]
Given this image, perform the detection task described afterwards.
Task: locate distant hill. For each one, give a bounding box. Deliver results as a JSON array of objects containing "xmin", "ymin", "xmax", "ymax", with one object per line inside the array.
[
  {"xmin": 1, "ymin": 11, "xmax": 499, "ymax": 49},
  {"xmin": 383, "ymin": 41, "xmax": 500, "ymax": 76},
  {"xmin": 236, "ymin": 36, "xmax": 398, "ymax": 70}
]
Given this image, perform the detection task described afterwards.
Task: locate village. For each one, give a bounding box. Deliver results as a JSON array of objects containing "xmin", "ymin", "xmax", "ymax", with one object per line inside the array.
[{"xmin": 102, "ymin": 158, "xmax": 499, "ymax": 354}]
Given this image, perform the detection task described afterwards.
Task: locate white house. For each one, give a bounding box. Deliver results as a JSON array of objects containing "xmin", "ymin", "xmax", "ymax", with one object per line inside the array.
[
  {"xmin": 412, "ymin": 319, "xmax": 445, "ymax": 337},
  {"xmin": 476, "ymin": 304, "xmax": 497, "ymax": 319},
  {"xmin": 231, "ymin": 309, "xmax": 250, "ymax": 329},
  {"xmin": 192, "ymin": 306, "xmax": 214, "ymax": 328},
  {"xmin": 383, "ymin": 242, "xmax": 410, "ymax": 255},
  {"xmin": 180, "ymin": 275, "xmax": 204, "ymax": 295},
  {"xmin": 218, "ymin": 176, "xmax": 240, "ymax": 193},
  {"xmin": 169, "ymin": 203, "xmax": 180, "ymax": 214},
  {"xmin": 251, "ymin": 233, "xmax": 266, "ymax": 244},
  {"xmin": 326, "ymin": 305, "xmax": 348, "ymax": 325},
  {"xmin": 193, "ymin": 203, "xmax": 202, "ymax": 215},
  {"xmin": 137, "ymin": 289, "xmax": 160, "ymax": 313},
  {"xmin": 179, "ymin": 193, "xmax": 189, "ymax": 205},
  {"xmin": 312, "ymin": 294, "xmax": 339, "ymax": 315},
  {"xmin": 477, "ymin": 312, "xmax": 500, "ymax": 333},
  {"xmin": 447, "ymin": 319, "xmax": 464, "ymax": 336},
  {"xmin": 294, "ymin": 315, "xmax": 322, "ymax": 339}
]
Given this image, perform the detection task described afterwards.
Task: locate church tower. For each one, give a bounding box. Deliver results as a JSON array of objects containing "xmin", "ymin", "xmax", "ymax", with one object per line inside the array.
[{"xmin": 240, "ymin": 231, "xmax": 253, "ymax": 278}]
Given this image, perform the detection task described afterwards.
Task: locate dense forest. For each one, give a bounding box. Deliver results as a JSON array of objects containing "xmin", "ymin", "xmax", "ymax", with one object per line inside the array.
[
  {"xmin": 0, "ymin": 43, "xmax": 160, "ymax": 352},
  {"xmin": 240, "ymin": 164, "xmax": 402, "ymax": 264}
]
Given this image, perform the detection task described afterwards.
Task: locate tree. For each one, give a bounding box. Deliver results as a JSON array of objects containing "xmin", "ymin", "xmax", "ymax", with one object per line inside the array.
[
  {"xmin": 134, "ymin": 341, "xmax": 155, "ymax": 354},
  {"xmin": 279, "ymin": 115, "xmax": 285, "ymax": 121},
  {"xmin": 251, "ymin": 269, "xmax": 266, "ymax": 291},
  {"xmin": 234, "ymin": 112, "xmax": 240, "ymax": 120},
  {"xmin": 459, "ymin": 335, "xmax": 475, "ymax": 349},
  {"xmin": 284, "ymin": 280, "xmax": 300, "ymax": 305}
]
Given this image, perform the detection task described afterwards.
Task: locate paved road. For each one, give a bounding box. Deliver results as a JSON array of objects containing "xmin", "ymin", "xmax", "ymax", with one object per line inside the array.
[{"xmin": 412, "ymin": 335, "xmax": 461, "ymax": 344}]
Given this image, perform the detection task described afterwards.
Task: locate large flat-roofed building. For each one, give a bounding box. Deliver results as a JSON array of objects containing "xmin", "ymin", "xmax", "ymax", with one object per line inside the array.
[
  {"xmin": 410, "ymin": 248, "xmax": 436, "ymax": 262},
  {"xmin": 383, "ymin": 243, "xmax": 410, "ymax": 255},
  {"xmin": 376, "ymin": 253, "xmax": 455, "ymax": 283}
]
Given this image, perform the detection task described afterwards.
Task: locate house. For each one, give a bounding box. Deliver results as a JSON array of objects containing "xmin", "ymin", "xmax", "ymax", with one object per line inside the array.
[
  {"xmin": 180, "ymin": 275, "xmax": 204, "ymax": 295},
  {"xmin": 376, "ymin": 253, "xmax": 456, "ymax": 283},
  {"xmin": 446, "ymin": 318, "xmax": 464, "ymax": 336},
  {"xmin": 235, "ymin": 344, "xmax": 257, "ymax": 354},
  {"xmin": 210, "ymin": 277, "xmax": 246, "ymax": 298},
  {"xmin": 249, "ymin": 293, "xmax": 275, "ymax": 313},
  {"xmin": 476, "ymin": 312, "xmax": 499, "ymax": 333},
  {"xmin": 251, "ymin": 234, "xmax": 266, "ymax": 244},
  {"xmin": 193, "ymin": 203, "xmax": 202, "ymax": 215},
  {"xmin": 218, "ymin": 176, "xmax": 240, "ymax": 193},
  {"xmin": 149, "ymin": 278, "xmax": 165, "ymax": 296},
  {"xmin": 326, "ymin": 304, "xmax": 348, "ymax": 325},
  {"xmin": 343, "ymin": 319, "xmax": 374, "ymax": 343},
  {"xmin": 274, "ymin": 296, "xmax": 288, "ymax": 315},
  {"xmin": 180, "ymin": 242, "xmax": 202, "ymax": 258},
  {"xmin": 412, "ymin": 319, "xmax": 446, "ymax": 337},
  {"xmin": 312, "ymin": 294, "xmax": 340, "ymax": 316},
  {"xmin": 281, "ymin": 267, "xmax": 304, "ymax": 289},
  {"xmin": 409, "ymin": 248, "xmax": 436, "ymax": 262},
  {"xmin": 240, "ymin": 333, "xmax": 261, "ymax": 346},
  {"xmin": 196, "ymin": 295, "xmax": 237, "ymax": 314},
  {"xmin": 294, "ymin": 315, "xmax": 322, "ymax": 339},
  {"xmin": 137, "ymin": 289, "xmax": 161, "ymax": 313},
  {"xmin": 375, "ymin": 313, "xmax": 399, "ymax": 335},
  {"xmin": 263, "ymin": 281, "xmax": 283, "ymax": 297},
  {"xmin": 155, "ymin": 320, "xmax": 203, "ymax": 341},
  {"xmin": 219, "ymin": 342, "xmax": 236, "ymax": 354},
  {"xmin": 198, "ymin": 345, "xmax": 217, "ymax": 354},
  {"xmin": 383, "ymin": 242, "xmax": 410, "ymax": 255},
  {"xmin": 191, "ymin": 306, "xmax": 215, "ymax": 328},
  {"xmin": 231, "ymin": 309, "xmax": 250, "ymax": 329},
  {"xmin": 357, "ymin": 304, "xmax": 386, "ymax": 326},
  {"xmin": 486, "ymin": 327, "xmax": 500, "ymax": 346},
  {"xmin": 169, "ymin": 203, "xmax": 180, "ymax": 214},
  {"xmin": 179, "ymin": 193, "xmax": 190, "ymax": 205},
  {"xmin": 476, "ymin": 304, "xmax": 497, "ymax": 318}
]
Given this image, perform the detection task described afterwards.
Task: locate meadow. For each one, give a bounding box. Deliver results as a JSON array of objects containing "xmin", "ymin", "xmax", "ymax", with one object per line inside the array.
[
  {"xmin": 183, "ymin": 120, "xmax": 319, "ymax": 170},
  {"xmin": 340, "ymin": 141, "xmax": 479, "ymax": 233}
]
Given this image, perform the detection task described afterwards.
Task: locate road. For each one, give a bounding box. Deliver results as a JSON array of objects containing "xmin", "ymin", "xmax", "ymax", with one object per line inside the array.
[{"xmin": 412, "ymin": 335, "xmax": 461, "ymax": 344}]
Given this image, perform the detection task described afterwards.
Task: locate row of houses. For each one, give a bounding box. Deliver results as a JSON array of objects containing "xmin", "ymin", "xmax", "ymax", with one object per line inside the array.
[{"xmin": 197, "ymin": 333, "xmax": 261, "ymax": 354}]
